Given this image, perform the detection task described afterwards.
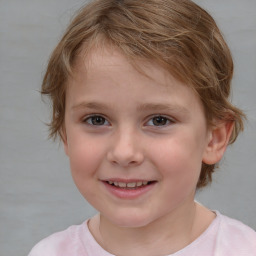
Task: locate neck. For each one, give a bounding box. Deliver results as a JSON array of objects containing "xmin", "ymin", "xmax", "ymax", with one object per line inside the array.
[{"xmin": 89, "ymin": 200, "xmax": 214, "ymax": 256}]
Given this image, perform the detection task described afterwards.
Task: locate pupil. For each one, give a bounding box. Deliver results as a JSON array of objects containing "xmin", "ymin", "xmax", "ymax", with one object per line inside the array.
[
  {"xmin": 153, "ymin": 116, "xmax": 167, "ymax": 126},
  {"xmin": 92, "ymin": 116, "xmax": 105, "ymax": 125}
]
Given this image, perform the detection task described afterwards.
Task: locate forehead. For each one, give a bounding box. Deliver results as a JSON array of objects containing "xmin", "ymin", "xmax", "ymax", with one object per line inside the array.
[
  {"xmin": 73, "ymin": 45, "xmax": 183, "ymax": 89},
  {"xmin": 67, "ymin": 45, "xmax": 204, "ymax": 113}
]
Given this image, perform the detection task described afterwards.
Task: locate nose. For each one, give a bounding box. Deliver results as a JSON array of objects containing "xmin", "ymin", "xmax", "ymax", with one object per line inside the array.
[{"xmin": 107, "ymin": 129, "xmax": 144, "ymax": 167}]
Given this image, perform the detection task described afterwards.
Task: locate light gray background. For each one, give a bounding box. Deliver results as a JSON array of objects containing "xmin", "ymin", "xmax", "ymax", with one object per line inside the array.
[{"xmin": 0, "ymin": 1, "xmax": 255, "ymax": 255}]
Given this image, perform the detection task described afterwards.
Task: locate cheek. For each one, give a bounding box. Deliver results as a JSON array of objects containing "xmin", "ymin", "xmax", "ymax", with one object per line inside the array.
[
  {"xmin": 67, "ymin": 138, "xmax": 106, "ymax": 201},
  {"xmin": 149, "ymin": 133, "xmax": 204, "ymax": 181},
  {"xmin": 67, "ymin": 135, "xmax": 105, "ymax": 179}
]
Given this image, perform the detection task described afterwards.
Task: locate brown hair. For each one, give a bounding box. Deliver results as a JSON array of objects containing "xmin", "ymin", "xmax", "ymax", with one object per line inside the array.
[{"xmin": 42, "ymin": 0, "xmax": 245, "ymax": 188}]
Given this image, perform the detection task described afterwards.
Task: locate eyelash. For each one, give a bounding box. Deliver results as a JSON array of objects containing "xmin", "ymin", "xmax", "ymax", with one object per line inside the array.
[
  {"xmin": 83, "ymin": 115, "xmax": 110, "ymax": 126},
  {"xmin": 82, "ymin": 115, "xmax": 175, "ymax": 127},
  {"xmin": 145, "ymin": 115, "xmax": 174, "ymax": 127}
]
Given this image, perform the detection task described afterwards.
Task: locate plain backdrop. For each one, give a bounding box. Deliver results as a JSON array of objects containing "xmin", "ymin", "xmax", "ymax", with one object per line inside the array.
[{"xmin": 0, "ymin": 1, "xmax": 255, "ymax": 255}]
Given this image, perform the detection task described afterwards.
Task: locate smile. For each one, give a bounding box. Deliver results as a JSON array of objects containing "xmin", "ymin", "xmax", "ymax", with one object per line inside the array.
[
  {"xmin": 102, "ymin": 180, "xmax": 157, "ymax": 199},
  {"xmin": 106, "ymin": 181, "xmax": 153, "ymax": 189}
]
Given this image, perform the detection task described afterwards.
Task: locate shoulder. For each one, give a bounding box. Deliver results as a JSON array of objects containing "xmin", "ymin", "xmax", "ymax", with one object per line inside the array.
[
  {"xmin": 216, "ymin": 212, "xmax": 256, "ymax": 255},
  {"xmin": 219, "ymin": 213, "xmax": 256, "ymax": 238},
  {"xmin": 28, "ymin": 221, "xmax": 88, "ymax": 256}
]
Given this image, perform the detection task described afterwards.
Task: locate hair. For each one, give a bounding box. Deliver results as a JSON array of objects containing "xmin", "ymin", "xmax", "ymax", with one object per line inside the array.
[{"xmin": 41, "ymin": 0, "xmax": 245, "ymax": 188}]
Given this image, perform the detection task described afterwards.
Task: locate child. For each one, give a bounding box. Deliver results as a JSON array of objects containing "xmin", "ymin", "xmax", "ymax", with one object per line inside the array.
[{"xmin": 29, "ymin": 0, "xmax": 256, "ymax": 255}]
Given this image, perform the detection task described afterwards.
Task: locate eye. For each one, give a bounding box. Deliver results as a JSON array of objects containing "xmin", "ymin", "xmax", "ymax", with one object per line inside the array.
[
  {"xmin": 146, "ymin": 116, "xmax": 173, "ymax": 126},
  {"xmin": 84, "ymin": 115, "xmax": 109, "ymax": 126}
]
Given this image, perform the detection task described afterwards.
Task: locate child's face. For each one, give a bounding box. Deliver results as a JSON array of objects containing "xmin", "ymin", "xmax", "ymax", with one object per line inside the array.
[{"xmin": 63, "ymin": 47, "xmax": 212, "ymax": 228}]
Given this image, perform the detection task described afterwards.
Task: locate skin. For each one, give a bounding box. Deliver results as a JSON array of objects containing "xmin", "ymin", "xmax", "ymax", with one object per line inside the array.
[{"xmin": 63, "ymin": 46, "xmax": 233, "ymax": 256}]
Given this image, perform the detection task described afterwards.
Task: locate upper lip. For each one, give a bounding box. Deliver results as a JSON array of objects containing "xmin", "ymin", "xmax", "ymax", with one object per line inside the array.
[
  {"xmin": 102, "ymin": 179, "xmax": 156, "ymax": 188},
  {"xmin": 101, "ymin": 178, "xmax": 155, "ymax": 183}
]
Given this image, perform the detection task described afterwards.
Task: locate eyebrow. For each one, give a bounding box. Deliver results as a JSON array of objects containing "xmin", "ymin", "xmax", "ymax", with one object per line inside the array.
[
  {"xmin": 71, "ymin": 101, "xmax": 190, "ymax": 116},
  {"xmin": 72, "ymin": 102, "xmax": 110, "ymax": 111},
  {"xmin": 136, "ymin": 103, "xmax": 189, "ymax": 114}
]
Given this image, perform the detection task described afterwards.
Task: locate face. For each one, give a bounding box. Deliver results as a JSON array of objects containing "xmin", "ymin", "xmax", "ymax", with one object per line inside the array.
[{"xmin": 63, "ymin": 47, "xmax": 212, "ymax": 228}]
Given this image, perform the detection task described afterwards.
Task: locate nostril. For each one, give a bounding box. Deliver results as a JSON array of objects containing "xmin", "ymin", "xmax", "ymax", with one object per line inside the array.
[{"xmin": 110, "ymin": 159, "xmax": 139, "ymax": 167}]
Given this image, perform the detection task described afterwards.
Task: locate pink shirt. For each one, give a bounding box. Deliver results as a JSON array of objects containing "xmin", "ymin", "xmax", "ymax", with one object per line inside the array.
[{"xmin": 28, "ymin": 211, "xmax": 256, "ymax": 256}]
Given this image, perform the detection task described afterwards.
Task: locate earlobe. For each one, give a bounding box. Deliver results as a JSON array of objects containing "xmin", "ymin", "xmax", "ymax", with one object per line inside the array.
[
  {"xmin": 60, "ymin": 127, "xmax": 69, "ymax": 156},
  {"xmin": 203, "ymin": 121, "xmax": 234, "ymax": 165},
  {"xmin": 63, "ymin": 139, "xmax": 69, "ymax": 156}
]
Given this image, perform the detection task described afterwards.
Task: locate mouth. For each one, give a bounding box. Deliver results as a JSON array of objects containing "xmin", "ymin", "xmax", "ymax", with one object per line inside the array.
[
  {"xmin": 102, "ymin": 179, "xmax": 157, "ymax": 199},
  {"xmin": 105, "ymin": 180, "xmax": 156, "ymax": 189}
]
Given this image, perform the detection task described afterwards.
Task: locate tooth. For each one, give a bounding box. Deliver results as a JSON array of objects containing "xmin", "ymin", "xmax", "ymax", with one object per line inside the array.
[
  {"xmin": 114, "ymin": 182, "xmax": 119, "ymax": 186},
  {"xmin": 118, "ymin": 182, "xmax": 126, "ymax": 188},
  {"xmin": 142, "ymin": 181, "xmax": 148, "ymax": 185},
  {"xmin": 127, "ymin": 182, "xmax": 136, "ymax": 188},
  {"xmin": 136, "ymin": 181, "xmax": 143, "ymax": 187},
  {"xmin": 108, "ymin": 181, "xmax": 113, "ymax": 185}
]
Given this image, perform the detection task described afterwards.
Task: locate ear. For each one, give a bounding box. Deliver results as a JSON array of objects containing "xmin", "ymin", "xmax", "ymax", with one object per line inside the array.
[
  {"xmin": 203, "ymin": 121, "xmax": 234, "ymax": 165},
  {"xmin": 60, "ymin": 126, "xmax": 69, "ymax": 156}
]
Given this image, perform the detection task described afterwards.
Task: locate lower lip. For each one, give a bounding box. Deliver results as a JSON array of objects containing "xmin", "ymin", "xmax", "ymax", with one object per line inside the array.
[{"xmin": 102, "ymin": 182, "xmax": 156, "ymax": 200}]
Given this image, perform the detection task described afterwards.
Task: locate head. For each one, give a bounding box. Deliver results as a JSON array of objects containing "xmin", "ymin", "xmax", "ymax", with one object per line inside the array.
[{"xmin": 42, "ymin": 0, "xmax": 245, "ymax": 188}]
